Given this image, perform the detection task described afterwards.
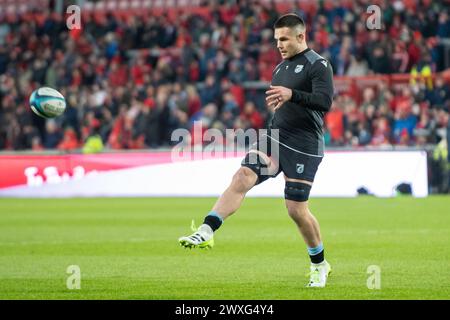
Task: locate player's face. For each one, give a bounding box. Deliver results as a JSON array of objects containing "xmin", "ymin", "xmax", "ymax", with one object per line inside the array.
[{"xmin": 274, "ymin": 27, "xmax": 303, "ymax": 59}]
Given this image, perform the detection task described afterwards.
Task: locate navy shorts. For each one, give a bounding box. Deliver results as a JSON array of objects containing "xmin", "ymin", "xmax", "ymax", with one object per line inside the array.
[{"xmin": 241, "ymin": 134, "xmax": 323, "ymax": 184}]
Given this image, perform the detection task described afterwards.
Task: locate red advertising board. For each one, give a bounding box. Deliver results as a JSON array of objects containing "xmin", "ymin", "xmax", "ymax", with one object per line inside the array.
[{"xmin": 0, "ymin": 153, "xmax": 173, "ymax": 189}]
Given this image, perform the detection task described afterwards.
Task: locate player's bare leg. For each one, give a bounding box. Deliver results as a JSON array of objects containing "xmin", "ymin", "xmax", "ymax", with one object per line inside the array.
[
  {"xmin": 211, "ymin": 166, "xmax": 258, "ymax": 220},
  {"xmin": 285, "ymin": 200, "xmax": 321, "ymax": 248},
  {"xmin": 285, "ymin": 177, "xmax": 331, "ymax": 287},
  {"xmin": 213, "ymin": 151, "xmax": 279, "ymax": 219},
  {"xmin": 179, "ymin": 151, "xmax": 277, "ymax": 249}
]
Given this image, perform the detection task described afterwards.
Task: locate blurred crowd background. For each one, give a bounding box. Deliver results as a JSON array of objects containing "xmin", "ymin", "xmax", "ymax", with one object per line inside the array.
[{"xmin": 0, "ymin": 0, "xmax": 449, "ymax": 154}]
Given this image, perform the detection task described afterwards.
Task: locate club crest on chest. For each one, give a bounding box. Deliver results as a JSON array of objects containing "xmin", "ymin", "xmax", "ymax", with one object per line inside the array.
[{"xmin": 295, "ymin": 65, "xmax": 304, "ymax": 73}]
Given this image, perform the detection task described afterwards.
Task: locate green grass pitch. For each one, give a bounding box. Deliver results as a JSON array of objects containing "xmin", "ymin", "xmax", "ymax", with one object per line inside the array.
[{"xmin": 0, "ymin": 196, "xmax": 449, "ymax": 300}]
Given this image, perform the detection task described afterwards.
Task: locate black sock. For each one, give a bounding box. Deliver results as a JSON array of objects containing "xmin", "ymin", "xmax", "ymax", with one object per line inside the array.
[
  {"xmin": 310, "ymin": 249, "xmax": 325, "ymax": 264},
  {"xmin": 203, "ymin": 212, "xmax": 223, "ymax": 232}
]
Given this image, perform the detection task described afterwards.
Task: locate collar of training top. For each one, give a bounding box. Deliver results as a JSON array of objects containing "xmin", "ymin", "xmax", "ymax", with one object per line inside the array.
[{"xmin": 287, "ymin": 47, "xmax": 311, "ymax": 61}]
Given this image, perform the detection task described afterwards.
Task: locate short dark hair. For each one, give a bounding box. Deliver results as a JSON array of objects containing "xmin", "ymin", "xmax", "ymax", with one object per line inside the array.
[{"xmin": 273, "ymin": 13, "xmax": 305, "ymax": 30}]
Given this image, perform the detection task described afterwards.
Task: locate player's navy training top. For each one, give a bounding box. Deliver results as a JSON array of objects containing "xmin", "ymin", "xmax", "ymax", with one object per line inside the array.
[{"xmin": 270, "ymin": 48, "xmax": 334, "ymax": 157}]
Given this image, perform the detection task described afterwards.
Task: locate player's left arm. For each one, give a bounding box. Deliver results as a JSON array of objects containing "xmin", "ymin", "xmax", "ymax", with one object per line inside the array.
[
  {"xmin": 266, "ymin": 60, "xmax": 334, "ymax": 112},
  {"xmin": 290, "ymin": 59, "xmax": 334, "ymax": 112}
]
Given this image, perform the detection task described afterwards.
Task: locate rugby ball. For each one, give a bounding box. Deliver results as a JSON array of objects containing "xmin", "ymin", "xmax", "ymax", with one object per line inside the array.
[{"xmin": 29, "ymin": 87, "xmax": 66, "ymax": 118}]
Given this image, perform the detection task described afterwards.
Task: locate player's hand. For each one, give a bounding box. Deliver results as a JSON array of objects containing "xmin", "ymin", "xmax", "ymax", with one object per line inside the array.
[{"xmin": 265, "ymin": 85, "xmax": 292, "ymax": 111}]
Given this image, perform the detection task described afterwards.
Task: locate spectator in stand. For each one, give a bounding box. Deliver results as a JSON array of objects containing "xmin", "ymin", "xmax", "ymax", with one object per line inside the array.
[
  {"xmin": 428, "ymin": 76, "xmax": 450, "ymax": 110},
  {"xmin": 43, "ymin": 120, "xmax": 63, "ymax": 149},
  {"xmin": 185, "ymin": 85, "xmax": 202, "ymax": 117},
  {"xmin": 199, "ymin": 74, "xmax": 221, "ymax": 106},
  {"xmin": 410, "ymin": 52, "xmax": 434, "ymax": 90},
  {"xmin": 31, "ymin": 136, "xmax": 44, "ymax": 151},
  {"xmin": 346, "ymin": 54, "xmax": 369, "ymax": 77},
  {"xmin": 343, "ymin": 98, "xmax": 364, "ymax": 138},
  {"xmin": 392, "ymin": 87, "xmax": 414, "ymax": 114},
  {"xmin": 138, "ymin": 102, "xmax": 161, "ymax": 149},
  {"xmin": 335, "ymin": 47, "xmax": 351, "ymax": 76},
  {"xmin": 14, "ymin": 124, "xmax": 40, "ymax": 150},
  {"xmin": 220, "ymin": 108, "xmax": 237, "ymax": 130},
  {"xmin": 57, "ymin": 127, "xmax": 79, "ymax": 151},
  {"xmin": 357, "ymin": 122, "xmax": 372, "ymax": 146},
  {"xmin": 407, "ymin": 32, "xmax": 423, "ymax": 70},
  {"xmin": 371, "ymin": 117, "xmax": 392, "ymax": 146},
  {"xmin": 83, "ymin": 128, "xmax": 104, "ymax": 154},
  {"xmin": 391, "ymin": 42, "xmax": 409, "ymax": 73},
  {"xmin": 393, "ymin": 103, "xmax": 418, "ymax": 144},
  {"xmin": 240, "ymin": 100, "xmax": 263, "ymax": 130},
  {"xmin": 371, "ymin": 46, "xmax": 392, "ymax": 74},
  {"xmin": 222, "ymin": 91, "xmax": 240, "ymax": 118},
  {"xmin": 363, "ymin": 104, "xmax": 377, "ymax": 133},
  {"xmin": 0, "ymin": 1, "xmax": 449, "ymax": 152},
  {"xmin": 437, "ymin": 11, "xmax": 450, "ymax": 38},
  {"xmin": 414, "ymin": 110, "xmax": 435, "ymax": 144},
  {"xmin": 360, "ymin": 87, "xmax": 376, "ymax": 111},
  {"xmin": 325, "ymin": 101, "xmax": 344, "ymax": 146},
  {"xmin": 376, "ymin": 82, "xmax": 394, "ymax": 108}
]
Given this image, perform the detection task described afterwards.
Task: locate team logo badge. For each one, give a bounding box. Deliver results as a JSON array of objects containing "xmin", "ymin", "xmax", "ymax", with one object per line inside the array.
[
  {"xmin": 295, "ymin": 65, "xmax": 304, "ymax": 73},
  {"xmin": 296, "ymin": 163, "xmax": 304, "ymax": 174}
]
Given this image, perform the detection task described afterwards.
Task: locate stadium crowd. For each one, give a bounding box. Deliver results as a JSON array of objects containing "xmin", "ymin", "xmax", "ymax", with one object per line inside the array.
[{"xmin": 0, "ymin": 0, "xmax": 449, "ymax": 152}]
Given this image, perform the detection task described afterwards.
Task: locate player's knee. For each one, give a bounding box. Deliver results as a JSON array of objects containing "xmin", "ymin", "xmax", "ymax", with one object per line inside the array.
[
  {"xmin": 241, "ymin": 152, "xmax": 271, "ymax": 185},
  {"xmin": 286, "ymin": 202, "xmax": 307, "ymax": 218},
  {"xmin": 231, "ymin": 167, "xmax": 257, "ymax": 192}
]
